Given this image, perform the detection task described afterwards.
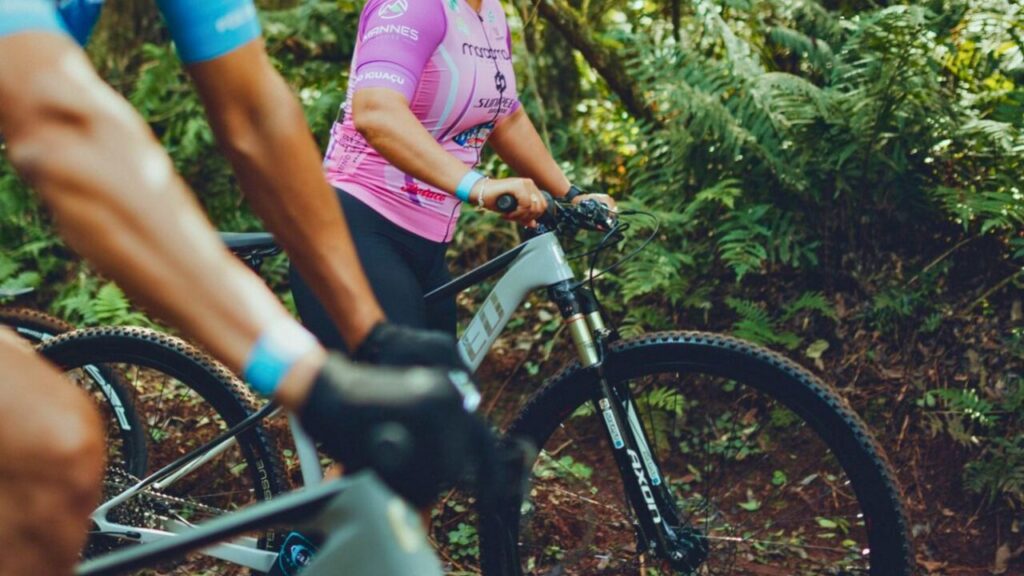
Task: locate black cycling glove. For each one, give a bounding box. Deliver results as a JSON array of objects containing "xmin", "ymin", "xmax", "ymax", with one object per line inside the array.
[
  {"xmin": 353, "ymin": 322, "xmax": 466, "ymax": 371},
  {"xmin": 299, "ymin": 353, "xmax": 482, "ymax": 508}
]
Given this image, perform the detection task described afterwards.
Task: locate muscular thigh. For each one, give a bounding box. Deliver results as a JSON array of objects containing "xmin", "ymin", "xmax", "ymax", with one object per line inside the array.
[
  {"xmin": 355, "ymin": 233, "xmax": 431, "ymax": 330},
  {"xmin": 422, "ymin": 254, "xmax": 456, "ymax": 336}
]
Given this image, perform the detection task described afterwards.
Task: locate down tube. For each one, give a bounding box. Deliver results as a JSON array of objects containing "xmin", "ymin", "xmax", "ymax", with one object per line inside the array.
[{"xmin": 458, "ymin": 233, "xmax": 575, "ymax": 372}]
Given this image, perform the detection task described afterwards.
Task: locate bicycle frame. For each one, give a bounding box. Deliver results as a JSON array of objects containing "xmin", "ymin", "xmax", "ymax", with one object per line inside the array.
[
  {"xmin": 89, "ymin": 229, "xmax": 691, "ymax": 572},
  {"xmin": 78, "ymin": 472, "xmax": 430, "ymax": 576},
  {"xmin": 292, "ymin": 232, "xmax": 576, "ymax": 481}
]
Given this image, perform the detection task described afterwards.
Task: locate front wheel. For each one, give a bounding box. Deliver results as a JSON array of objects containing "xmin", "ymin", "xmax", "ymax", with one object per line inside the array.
[{"xmin": 486, "ymin": 331, "xmax": 911, "ymax": 575}]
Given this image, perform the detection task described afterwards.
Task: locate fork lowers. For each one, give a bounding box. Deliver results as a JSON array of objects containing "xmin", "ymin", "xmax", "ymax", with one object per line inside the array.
[{"xmin": 664, "ymin": 526, "xmax": 710, "ymax": 571}]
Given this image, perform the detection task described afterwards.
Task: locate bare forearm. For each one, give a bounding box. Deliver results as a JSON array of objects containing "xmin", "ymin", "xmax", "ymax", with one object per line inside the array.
[
  {"xmin": 0, "ymin": 36, "xmax": 318, "ymax": 410},
  {"xmin": 488, "ymin": 108, "xmax": 571, "ymax": 196},
  {"xmin": 188, "ymin": 47, "xmax": 385, "ymax": 351},
  {"xmin": 351, "ymin": 90, "xmax": 551, "ymax": 226},
  {"xmin": 353, "ymin": 89, "xmax": 473, "ymax": 193}
]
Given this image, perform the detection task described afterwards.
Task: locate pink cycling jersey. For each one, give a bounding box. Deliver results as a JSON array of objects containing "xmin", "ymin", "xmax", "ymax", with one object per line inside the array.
[{"xmin": 323, "ymin": 0, "xmax": 520, "ymax": 243}]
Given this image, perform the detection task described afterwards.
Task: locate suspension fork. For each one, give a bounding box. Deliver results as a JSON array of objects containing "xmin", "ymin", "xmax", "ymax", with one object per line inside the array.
[
  {"xmin": 550, "ymin": 282, "xmax": 687, "ymax": 559},
  {"xmin": 574, "ymin": 288, "xmax": 681, "ymax": 523}
]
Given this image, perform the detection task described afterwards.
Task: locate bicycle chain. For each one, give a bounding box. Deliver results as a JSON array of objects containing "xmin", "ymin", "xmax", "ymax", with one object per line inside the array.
[{"xmin": 85, "ymin": 467, "xmax": 231, "ymax": 557}]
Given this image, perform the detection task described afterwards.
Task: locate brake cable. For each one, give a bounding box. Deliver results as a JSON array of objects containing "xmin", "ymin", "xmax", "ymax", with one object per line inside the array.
[{"xmin": 561, "ymin": 206, "xmax": 661, "ymax": 337}]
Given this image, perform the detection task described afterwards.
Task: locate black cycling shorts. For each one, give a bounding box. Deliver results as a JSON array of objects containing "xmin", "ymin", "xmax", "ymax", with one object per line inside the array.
[{"xmin": 289, "ymin": 190, "xmax": 457, "ymax": 353}]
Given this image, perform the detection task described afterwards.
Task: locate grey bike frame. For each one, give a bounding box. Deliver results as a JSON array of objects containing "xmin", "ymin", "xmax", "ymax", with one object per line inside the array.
[
  {"xmin": 290, "ymin": 231, "xmax": 576, "ymax": 483},
  {"xmin": 89, "ymin": 232, "xmax": 579, "ymax": 572},
  {"xmin": 456, "ymin": 232, "xmax": 575, "ymax": 371}
]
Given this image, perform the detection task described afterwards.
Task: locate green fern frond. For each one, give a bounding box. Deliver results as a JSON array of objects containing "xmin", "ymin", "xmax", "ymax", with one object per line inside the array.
[
  {"xmin": 782, "ymin": 291, "xmax": 837, "ymax": 321},
  {"xmin": 726, "ymin": 297, "xmax": 772, "ymax": 327},
  {"xmin": 768, "ymin": 25, "xmax": 836, "ymax": 74}
]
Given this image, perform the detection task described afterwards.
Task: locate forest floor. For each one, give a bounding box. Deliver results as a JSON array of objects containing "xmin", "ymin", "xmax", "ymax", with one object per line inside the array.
[
  {"xmin": 429, "ymin": 237, "xmax": 1021, "ymax": 575},
  {"xmin": 454, "ymin": 315, "xmax": 1019, "ymax": 576}
]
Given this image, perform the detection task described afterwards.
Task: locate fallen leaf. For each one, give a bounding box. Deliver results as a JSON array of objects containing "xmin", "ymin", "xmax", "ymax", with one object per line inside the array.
[
  {"xmin": 805, "ymin": 339, "xmax": 830, "ymax": 359},
  {"xmin": 916, "ymin": 557, "xmax": 947, "ymax": 573},
  {"xmin": 993, "ymin": 543, "xmax": 1011, "ymax": 574},
  {"xmin": 879, "ymin": 367, "xmax": 904, "ymax": 380}
]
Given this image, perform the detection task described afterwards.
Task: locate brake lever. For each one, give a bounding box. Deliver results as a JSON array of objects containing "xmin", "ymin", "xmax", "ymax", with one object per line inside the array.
[{"xmin": 576, "ymin": 199, "xmax": 618, "ymax": 232}]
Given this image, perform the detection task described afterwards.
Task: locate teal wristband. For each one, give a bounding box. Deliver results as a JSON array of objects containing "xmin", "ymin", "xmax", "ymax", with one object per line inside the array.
[
  {"xmin": 456, "ymin": 170, "xmax": 486, "ymax": 203},
  {"xmin": 243, "ymin": 322, "xmax": 318, "ymax": 397}
]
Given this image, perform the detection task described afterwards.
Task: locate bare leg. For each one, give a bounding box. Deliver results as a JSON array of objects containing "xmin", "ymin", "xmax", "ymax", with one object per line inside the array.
[{"xmin": 0, "ymin": 330, "xmax": 104, "ymax": 576}]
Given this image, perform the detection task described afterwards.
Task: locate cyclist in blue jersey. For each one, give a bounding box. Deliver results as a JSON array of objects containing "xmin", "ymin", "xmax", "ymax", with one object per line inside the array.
[{"xmin": 0, "ymin": 1, "xmax": 481, "ymax": 574}]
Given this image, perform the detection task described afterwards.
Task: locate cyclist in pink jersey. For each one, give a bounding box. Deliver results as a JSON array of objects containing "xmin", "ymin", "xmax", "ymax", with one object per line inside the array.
[{"xmin": 292, "ymin": 0, "xmax": 615, "ymax": 348}]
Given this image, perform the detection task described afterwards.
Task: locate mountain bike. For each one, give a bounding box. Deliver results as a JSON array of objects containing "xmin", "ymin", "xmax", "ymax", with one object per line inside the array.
[{"xmin": 43, "ymin": 197, "xmax": 913, "ymax": 575}]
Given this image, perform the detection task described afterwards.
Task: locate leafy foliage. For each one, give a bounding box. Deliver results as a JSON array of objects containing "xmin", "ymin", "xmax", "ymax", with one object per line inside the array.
[{"xmin": 725, "ymin": 292, "xmax": 834, "ymax": 350}]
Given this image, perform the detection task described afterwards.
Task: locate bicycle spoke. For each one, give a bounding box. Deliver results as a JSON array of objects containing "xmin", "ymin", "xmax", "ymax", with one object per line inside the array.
[{"xmin": 518, "ymin": 368, "xmax": 877, "ymax": 575}]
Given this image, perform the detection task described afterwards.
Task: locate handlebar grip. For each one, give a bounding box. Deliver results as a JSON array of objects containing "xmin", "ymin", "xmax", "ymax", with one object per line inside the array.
[
  {"xmin": 494, "ymin": 191, "xmax": 560, "ymax": 228},
  {"xmin": 495, "ymin": 194, "xmax": 517, "ymax": 213}
]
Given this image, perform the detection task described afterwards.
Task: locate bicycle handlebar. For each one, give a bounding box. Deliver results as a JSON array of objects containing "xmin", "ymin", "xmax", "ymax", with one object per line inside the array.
[{"xmin": 495, "ymin": 191, "xmax": 616, "ymax": 233}]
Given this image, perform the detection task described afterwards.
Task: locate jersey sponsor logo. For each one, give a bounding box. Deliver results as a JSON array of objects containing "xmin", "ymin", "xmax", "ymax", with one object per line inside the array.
[
  {"xmin": 364, "ymin": 23, "xmax": 420, "ymax": 42},
  {"xmin": 476, "ymin": 96, "xmax": 517, "ymax": 112},
  {"xmin": 378, "ymin": 0, "xmax": 409, "ymax": 20},
  {"xmin": 453, "ymin": 121, "xmax": 495, "ymax": 149},
  {"xmin": 353, "ymin": 70, "xmax": 407, "ymax": 86},
  {"xmin": 401, "ymin": 182, "xmax": 448, "ymax": 203},
  {"xmin": 214, "ymin": 4, "xmax": 257, "ymax": 34},
  {"xmin": 461, "ymin": 42, "xmax": 511, "ymax": 60}
]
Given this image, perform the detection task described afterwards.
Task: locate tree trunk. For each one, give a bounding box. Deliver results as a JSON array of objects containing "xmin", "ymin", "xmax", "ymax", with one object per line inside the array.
[
  {"xmin": 535, "ymin": 0, "xmax": 657, "ymax": 125},
  {"xmin": 671, "ymin": 0, "xmax": 681, "ymax": 43}
]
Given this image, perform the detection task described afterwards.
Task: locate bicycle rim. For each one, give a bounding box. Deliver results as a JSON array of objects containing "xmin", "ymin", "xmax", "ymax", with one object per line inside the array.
[
  {"xmin": 39, "ymin": 328, "xmax": 289, "ymax": 574},
  {"xmin": 500, "ymin": 332, "xmax": 910, "ymax": 576}
]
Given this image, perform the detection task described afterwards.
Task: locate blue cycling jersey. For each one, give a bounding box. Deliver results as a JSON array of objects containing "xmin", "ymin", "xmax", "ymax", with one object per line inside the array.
[{"xmin": 0, "ymin": 0, "xmax": 261, "ymax": 64}]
